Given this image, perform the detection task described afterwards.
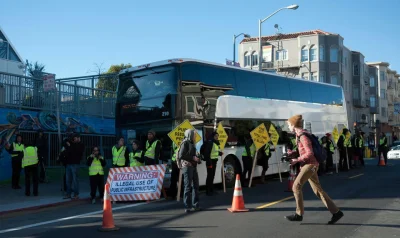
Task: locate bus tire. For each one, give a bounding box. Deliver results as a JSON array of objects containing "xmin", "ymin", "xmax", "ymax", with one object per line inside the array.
[{"xmin": 223, "ymin": 156, "xmax": 241, "ymax": 189}]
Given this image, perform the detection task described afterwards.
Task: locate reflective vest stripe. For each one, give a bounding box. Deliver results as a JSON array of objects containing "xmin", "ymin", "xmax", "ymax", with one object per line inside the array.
[
  {"xmin": 89, "ymin": 157, "xmax": 104, "ymax": 175},
  {"xmin": 171, "ymin": 143, "xmax": 179, "ymax": 162},
  {"xmin": 129, "ymin": 151, "xmax": 143, "ymax": 167},
  {"xmin": 264, "ymin": 144, "xmax": 270, "ymax": 157},
  {"xmin": 22, "ymin": 147, "xmax": 38, "ymax": 168},
  {"xmin": 12, "ymin": 142, "xmax": 24, "ymax": 158},
  {"xmin": 145, "ymin": 140, "xmax": 160, "ymax": 159},
  {"xmin": 211, "ymin": 143, "xmax": 220, "ymax": 160},
  {"xmin": 112, "ymin": 146, "xmax": 126, "ymax": 166}
]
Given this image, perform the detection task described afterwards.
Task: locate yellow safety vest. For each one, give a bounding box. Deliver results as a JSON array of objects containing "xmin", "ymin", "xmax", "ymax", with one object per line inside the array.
[
  {"xmin": 380, "ymin": 138, "xmax": 387, "ymax": 147},
  {"xmin": 171, "ymin": 143, "xmax": 179, "ymax": 162},
  {"xmin": 210, "ymin": 142, "xmax": 220, "ymax": 160},
  {"xmin": 112, "ymin": 146, "xmax": 126, "ymax": 166},
  {"xmin": 88, "ymin": 156, "xmax": 104, "ymax": 176},
  {"xmin": 144, "ymin": 140, "xmax": 160, "ymax": 159},
  {"xmin": 22, "ymin": 146, "xmax": 38, "ymax": 168},
  {"xmin": 129, "ymin": 151, "xmax": 144, "ymax": 167},
  {"xmin": 358, "ymin": 137, "xmax": 364, "ymax": 148},
  {"xmin": 344, "ymin": 134, "xmax": 352, "ymax": 147},
  {"xmin": 12, "ymin": 142, "xmax": 24, "ymax": 158},
  {"xmin": 264, "ymin": 144, "xmax": 270, "ymax": 157},
  {"xmin": 242, "ymin": 143, "xmax": 256, "ymax": 157}
]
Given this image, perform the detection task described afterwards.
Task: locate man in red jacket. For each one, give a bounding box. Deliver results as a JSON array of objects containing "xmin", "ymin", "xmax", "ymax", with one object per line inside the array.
[{"xmin": 284, "ymin": 114, "xmax": 343, "ymax": 224}]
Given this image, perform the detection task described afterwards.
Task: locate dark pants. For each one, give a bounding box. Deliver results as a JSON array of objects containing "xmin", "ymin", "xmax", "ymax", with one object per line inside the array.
[
  {"xmin": 11, "ymin": 158, "xmax": 22, "ymax": 188},
  {"xmin": 326, "ymin": 152, "xmax": 334, "ymax": 171},
  {"xmin": 168, "ymin": 161, "xmax": 180, "ymax": 198},
  {"xmin": 89, "ymin": 174, "xmax": 104, "ymax": 199},
  {"xmin": 339, "ymin": 149, "xmax": 348, "ymax": 170},
  {"xmin": 206, "ymin": 160, "xmax": 218, "ymax": 195},
  {"xmin": 242, "ymin": 156, "xmax": 252, "ymax": 181},
  {"xmin": 378, "ymin": 147, "xmax": 388, "ymax": 164},
  {"xmin": 358, "ymin": 148, "xmax": 365, "ymax": 166},
  {"xmin": 183, "ymin": 166, "xmax": 199, "ymax": 209},
  {"xmin": 38, "ymin": 151, "xmax": 46, "ymax": 182},
  {"xmin": 25, "ymin": 164, "xmax": 39, "ymax": 196}
]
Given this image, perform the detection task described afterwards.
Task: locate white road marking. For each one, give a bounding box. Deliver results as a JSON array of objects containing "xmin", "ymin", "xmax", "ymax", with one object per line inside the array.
[{"xmin": 0, "ymin": 200, "xmax": 163, "ymax": 234}]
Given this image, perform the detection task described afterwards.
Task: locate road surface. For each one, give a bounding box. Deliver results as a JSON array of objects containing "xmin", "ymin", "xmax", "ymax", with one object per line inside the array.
[{"xmin": 1, "ymin": 159, "xmax": 399, "ymax": 238}]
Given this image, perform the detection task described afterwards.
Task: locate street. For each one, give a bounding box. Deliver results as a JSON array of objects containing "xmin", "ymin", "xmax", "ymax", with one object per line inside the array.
[{"xmin": 1, "ymin": 159, "xmax": 399, "ymax": 238}]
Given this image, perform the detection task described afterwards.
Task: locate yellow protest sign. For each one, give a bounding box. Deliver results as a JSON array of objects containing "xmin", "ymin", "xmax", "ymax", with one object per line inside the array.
[
  {"xmin": 250, "ymin": 123, "xmax": 270, "ymax": 150},
  {"xmin": 268, "ymin": 124, "xmax": 280, "ymax": 146},
  {"xmin": 332, "ymin": 126, "xmax": 339, "ymax": 143},
  {"xmin": 168, "ymin": 120, "xmax": 202, "ymax": 146},
  {"xmin": 217, "ymin": 123, "xmax": 228, "ymax": 150}
]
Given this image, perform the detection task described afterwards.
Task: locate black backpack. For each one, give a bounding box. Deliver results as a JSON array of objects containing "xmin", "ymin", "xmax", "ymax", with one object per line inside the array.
[{"xmin": 297, "ymin": 133, "xmax": 327, "ymax": 164}]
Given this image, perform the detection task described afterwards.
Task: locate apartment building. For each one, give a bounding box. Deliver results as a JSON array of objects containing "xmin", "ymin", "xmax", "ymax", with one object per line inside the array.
[
  {"xmin": 0, "ymin": 26, "xmax": 25, "ymax": 75},
  {"xmin": 238, "ymin": 29, "xmax": 398, "ymax": 138}
]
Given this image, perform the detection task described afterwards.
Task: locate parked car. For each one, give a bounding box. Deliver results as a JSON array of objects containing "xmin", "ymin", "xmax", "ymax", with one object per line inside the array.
[
  {"xmin": 387, "ymin": 145, "xmax": 400, "ymax": 160},
  {"xmin": 391, "ymin": 140, "xmax": 400, "ymax": 149}
]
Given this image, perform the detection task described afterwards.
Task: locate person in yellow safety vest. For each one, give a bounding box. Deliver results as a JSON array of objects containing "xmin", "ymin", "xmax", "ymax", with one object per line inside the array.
[
  {"xmin": 7, "ymin": 134, "xmax": 24, "ymax": 189},
  {"xmin": 203, "ymin": 132, "xmax": 223, "ymax": 196},
  {"xmin": 257, "ymin": 141, "xmax": 272, "ymax": 183},
  {"xmin": 87, "ymin": 146, "xmax": 106, "ymax": 204},
  {"xmin": 112, "ymin": 137, "xmax": 129, "ymax": 167},
  {"xmin": 143, "ymin": 130, "xmax": 162, "ymax": 165},
  {"xmin": 378, "ymin": 132, "xmax": 388, "ymax": 165},
  {"xmin": 129, "ymin": 140, "xmax": 144, "ymax": 167},
  {"xmin": 21, "ymin": 141, "xmax": 39, "ymax": 196},
  {"xmin": 345, "ymin": 130, "xmax": 354, "ymax": 169},
  {"xmin": 241, "ymin": 134, "xmax": 256, "ymax": 186},
  {"xmin": 355, "ymin": 132, "xmax": 365, "ymax": 167},
  {"xmin": 167, "ymin": 142, "xmax": 180, "ymax": 199},
  {"xmin": 320, "ymin": 133, "xmax": 335, "ymax": 173},
  {"xmin": 337, "ymin": 128, "xmax": 349, "ymax": 171}
]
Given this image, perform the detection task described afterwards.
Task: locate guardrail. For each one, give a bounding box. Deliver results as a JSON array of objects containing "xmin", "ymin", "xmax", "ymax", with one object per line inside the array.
[{"xmin": 0, "ymin": 72, "xmax": 117, "ymax": 119}]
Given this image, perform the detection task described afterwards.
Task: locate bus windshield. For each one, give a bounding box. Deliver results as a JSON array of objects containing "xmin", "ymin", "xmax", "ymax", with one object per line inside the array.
[{"xmin": 116, "ymin": 65, "xmax": 177, "ymax": 124}]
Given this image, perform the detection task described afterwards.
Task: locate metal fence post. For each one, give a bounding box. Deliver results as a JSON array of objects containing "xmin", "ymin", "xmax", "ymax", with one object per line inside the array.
[
  {"xmin": 47, "ymin": 134, "xmax": 51, "ymax": 166},
  {"xmin": 101, "ymin": 93, "xmax": 104, "ymax": 119},
  {"xmin": 18, "ymin": 76, "xmax": 22, "ymax": 111}
]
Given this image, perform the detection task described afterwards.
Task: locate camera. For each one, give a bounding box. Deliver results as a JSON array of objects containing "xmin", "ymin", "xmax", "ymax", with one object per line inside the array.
[
  {"xmin": 281, "ymin": 152, "xmax": 298, "ymax": 162},
  {"xmin": 196, "ymin": 152, "xmax": 203, "ymax": 164}
]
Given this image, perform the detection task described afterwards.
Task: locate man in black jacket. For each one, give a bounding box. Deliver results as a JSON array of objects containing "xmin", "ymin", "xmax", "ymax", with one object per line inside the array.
[
  {"xmin": 143, "ymin": 130, "xmax": 162, "ymax": 165},
  {"xmin": 35, "ymin": 130, "xmax": 48, "ymax": 183},
  {"xmin": 203, "ymin": 132, "xmax": 223, "ymax": 196},
  {"xmin": 63, "ymin": 134, "xmax": 85, "ymax": 199}
]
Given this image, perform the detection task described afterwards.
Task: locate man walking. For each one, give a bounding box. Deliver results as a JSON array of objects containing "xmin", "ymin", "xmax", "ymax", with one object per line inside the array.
[
  {"xmin": 284, "ymin": 114, "xmax": 343, "ymax": 224},
  {"xmin": 63, "ymin": 134, "xmax": 85, "ymax": 199}
]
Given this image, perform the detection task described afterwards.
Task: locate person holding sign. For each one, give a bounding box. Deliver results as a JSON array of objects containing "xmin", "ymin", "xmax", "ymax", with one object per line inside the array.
[
  {"xmin": 167, "ymin": 142, "xmax": 180, "ymax": 199},
  {"xmin": 177, "ymin": 129, "xmax": 201, "ymax": 213},
  {"xmin": 203, "ymin": 132, "xmax": 223, "ymax": 196},
  {"xmin": 112, "ymin": 137, "xmax": 129, "ymax": 167},
  {"xmin": 285, "ymin": 115, "xmax": 343, "ymax": 224},
  {"xmin": 87, "ymin": 146, "xmax": 106, "ymax": 204},
  {"xmin": 129, "ymin": 140, "xmax": 144, "ymax": 167},
  {"xmin": 143, "ymin": 130, "xmax": 162, "ymax": 165},
  {"xmin": 241, "ymin": 134, "xmax": 256, "ymax": 186},
  {"xmin": 256, "ymin": 141, "xmax": 272, "ymax": 184}
]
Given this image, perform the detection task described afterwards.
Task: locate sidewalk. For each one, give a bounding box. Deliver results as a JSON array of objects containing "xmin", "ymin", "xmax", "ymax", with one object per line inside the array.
[{"xmin": 0, "ymin": 168, "xmax": 92, "ymax": 215}]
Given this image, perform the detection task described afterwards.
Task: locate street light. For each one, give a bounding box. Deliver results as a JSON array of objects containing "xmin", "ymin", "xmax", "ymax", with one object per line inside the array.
[
  {"xmin": 233, "ymin": 33, "xmax": 251, "ymax": 65},
  {"xmin": 258, "ymin": 4, "xmax": 299, "ymax": 71}
]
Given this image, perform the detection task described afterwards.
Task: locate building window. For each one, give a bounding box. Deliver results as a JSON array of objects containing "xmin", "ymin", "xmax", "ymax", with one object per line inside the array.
[
  {"xmin": 310, "ymin": 45, "xmax": 317, "ymax": 61},
  {"xmin": 319, "ymin": 45, "xmax": 324, "ymax": 61},
  {"xmin": 330, "ymin": 46, "xmax": 338, "ymax": 63},
  {"xmin": 251, "ymin": 52, "xmax": 258, "ymax": 66},
  {"xmin": 301, "ymin": 46, "xmax": 309, "ymax": 62},
  {"xmin": 381, "ymin": 89, "xmax": 386, "ymax": 99},
  {"xmin": 244, "ymin": 52, "xmax": 250, "ymax": 67},
  {"xmin": 353, "ymin": 63, "xmax": 359, "ymax": 76},
  {"xmin": 370, "ymin": 76, "xmax": 375, "ymax": 87},
  {"xmin": 302, "ymin": 73, "xmax": 309, "ymax": 80},
  {"xmin": 370, "ymin": 96, "xmax": 376, "ymax": 107},
  {"xmin": 331, "ymin": 74, "xmax": 338, "ymax": 85},
  {"xmin": 276, "ymin": 50, "xmax": 288, "ymax": 61},
  {"xmin": 311, "ymin": 72, "xmax": 318, "ymax": 81},
  {"xmin": 381, "ymin": 107, "xmax": 387, "ymax": 117},
  {"xmin": 353, "ymin": 87, "xmax": 359, "ymax": 100},
  {"xmin": 319, "ymin": 71, "xmax": 325, "ymax": 82},
  {"xmin": 380, "ymin": 71, "xmax": 385, "ymax": 81}
]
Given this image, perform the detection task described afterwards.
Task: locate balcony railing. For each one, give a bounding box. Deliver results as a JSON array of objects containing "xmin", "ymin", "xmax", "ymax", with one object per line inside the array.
[{"xmin": 0, "ymin": 72, "xmax": 117, "ymax": 119}]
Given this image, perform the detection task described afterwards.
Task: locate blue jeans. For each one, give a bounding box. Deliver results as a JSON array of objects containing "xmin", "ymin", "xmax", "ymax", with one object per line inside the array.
[
  {"xmin": 183, "ymin": 166, "xmax": 199, "ymax": 209},
  {"xmin": 66, "ymin": 164, "xmax": 79, "ymax": 196}
]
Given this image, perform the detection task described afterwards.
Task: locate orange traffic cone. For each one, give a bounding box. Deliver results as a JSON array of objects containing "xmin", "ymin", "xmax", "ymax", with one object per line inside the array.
[
  {"xmin": 285, "ymin": 165, "xmax": 297, "ymax": 192},
  {"xmin": 98, "ymin": 183, "xmax": 120, "ymax": 232},
  {"xmin": 227, "ymin": 174, "xmax": 249, "ymax": 213},
  {"xmin": 378, "ymin": 153, "xmax": 386, "ymax": 166}
]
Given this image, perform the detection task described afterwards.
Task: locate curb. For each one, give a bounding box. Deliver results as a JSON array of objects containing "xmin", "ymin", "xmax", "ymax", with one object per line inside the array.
[{"xmin": 0, "ymin": 197, "xmax": 90, "ymax": 216}]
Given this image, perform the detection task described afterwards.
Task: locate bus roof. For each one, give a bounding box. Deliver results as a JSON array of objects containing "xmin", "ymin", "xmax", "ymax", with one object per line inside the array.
[{"xmin": 119, "ymin": 58, "xmax": 342, "ymax": 89}]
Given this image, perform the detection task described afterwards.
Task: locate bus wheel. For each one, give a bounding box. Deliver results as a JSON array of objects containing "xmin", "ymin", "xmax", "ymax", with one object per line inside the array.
[{"xmin": 224, "ymin": 157, "xmax": 237, "ymax": 188}]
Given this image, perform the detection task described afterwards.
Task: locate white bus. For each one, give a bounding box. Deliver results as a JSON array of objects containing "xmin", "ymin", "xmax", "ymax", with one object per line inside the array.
[{"xmin": 116, "ymin": 58, "xmax": 348, "ymax": 188}]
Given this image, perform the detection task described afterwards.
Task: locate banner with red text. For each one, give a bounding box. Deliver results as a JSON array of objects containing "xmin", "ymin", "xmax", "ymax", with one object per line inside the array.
[{"xmin": 106, "ymin": 164, "xmax": 166, "ymax": 201}]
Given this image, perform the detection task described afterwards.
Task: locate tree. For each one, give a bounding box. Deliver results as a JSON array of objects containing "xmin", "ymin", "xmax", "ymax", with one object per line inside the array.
[
  {"xmin": 96, "ymin": 63, "xmax": 132, "ymax": 92},
  {"xmin": 26, "ymin": 60, "xmax": 46, "ymax": 79},
  {"xmin": 24, "ymin": 60, "xmax": 46, "ymax": 109}
]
